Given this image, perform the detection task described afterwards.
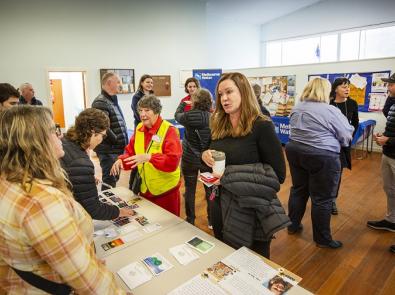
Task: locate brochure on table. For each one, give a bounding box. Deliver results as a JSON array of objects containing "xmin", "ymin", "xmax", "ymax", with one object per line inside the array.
[{"xmin": 168, "ymin": 247, "xmax": 299, "ymax": 295}]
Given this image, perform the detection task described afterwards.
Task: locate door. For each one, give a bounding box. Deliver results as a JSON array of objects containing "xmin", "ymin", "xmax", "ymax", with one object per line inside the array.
[
  {"xmin": 48, "ymin": 71, "xmax": 87, "ymax": 130},
  {"xmin": 50, "ymin": 79, "xmax": 65, "ymax": 128}
]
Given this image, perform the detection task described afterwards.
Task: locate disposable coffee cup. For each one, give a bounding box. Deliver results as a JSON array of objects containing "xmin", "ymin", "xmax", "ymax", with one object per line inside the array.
[{"xmin": 212, "ymin": 150, "xmax": 226, "ymax": 174}]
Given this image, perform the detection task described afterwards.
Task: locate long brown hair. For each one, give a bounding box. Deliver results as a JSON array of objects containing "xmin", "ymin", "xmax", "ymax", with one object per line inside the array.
[
  {"xmin": 211, "ymin": 72, "xmax": 267, "ymax": 140},
  {"xmin": 0, "ymin": 106, "xmax": 70, "ymax": 194},
  {"xmin": 137, "ymin": 74, "xmax": 154, "ymax": 93}
]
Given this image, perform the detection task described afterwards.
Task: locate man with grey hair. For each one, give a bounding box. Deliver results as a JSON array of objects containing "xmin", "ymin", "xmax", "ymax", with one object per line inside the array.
[
  {"xmin": 19, "ymin": 83, "xmax": 43, "ymax": 105},
  {"xmin": 92, "ymin": 72, "xmax": 128, "ymax": 189}
]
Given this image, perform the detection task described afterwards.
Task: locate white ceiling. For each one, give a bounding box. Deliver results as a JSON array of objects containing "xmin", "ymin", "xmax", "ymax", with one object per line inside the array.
[{"xmin": 204, "ymin": 0, "xmax": 323, "ymax": 25}]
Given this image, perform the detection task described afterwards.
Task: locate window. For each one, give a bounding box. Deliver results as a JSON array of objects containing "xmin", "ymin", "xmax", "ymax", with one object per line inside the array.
[
  {"xmin": 264, "ymin": 23, "xmax": 395, "ymax": 66},
  {"xmin": 266, "ymin": 41, "xmax": 281, "ymax": 66},
  {"xmin": 340, "ymin": 31, "xmax": 360, "ymax": 61},
  {"xmin": 360, "ymin": 26, "xmax": 395, "ymax": 59},
  {"xmin": 282, "ymin": 37, "xmax": 320, "ymax": 65},
  {"xmin": 320, "ymin": 34, "xmax": 337, "ymax": 62}
]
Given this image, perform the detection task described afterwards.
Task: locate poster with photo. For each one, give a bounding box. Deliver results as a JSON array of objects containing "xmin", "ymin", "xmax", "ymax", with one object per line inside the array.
[
  {"xmin": 249, "ymin": 75, "xmax": 296, "ymax": 117},
  {"xmin": 308, "ymin": 70, "xmax": 390, "ymax": 112},
  {"xmin": 368, "ymin": 93, "xmax": 387, "ymax": 111},
  {"xmin": 100, "ymin": 69, "xmax": 135, "ymax": 94},
  {"xmin": 372, "ymin": 72, "xmax": 389, "ymax": 92}
]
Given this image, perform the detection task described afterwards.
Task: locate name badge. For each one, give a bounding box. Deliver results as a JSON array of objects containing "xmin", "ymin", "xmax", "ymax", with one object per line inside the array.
[{"xmin": 152, "ymin": 135, "xmax": 161, "ymax": 143}]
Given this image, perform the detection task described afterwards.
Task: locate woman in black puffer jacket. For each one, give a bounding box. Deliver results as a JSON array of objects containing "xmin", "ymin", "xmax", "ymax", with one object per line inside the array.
[
  {"xmin": 175, "ymin": 88, "xmax": 212, "ymax": 227},
  {"xmin": 60, "ymin": 108, "xmax": 134, "ymax": 220}
]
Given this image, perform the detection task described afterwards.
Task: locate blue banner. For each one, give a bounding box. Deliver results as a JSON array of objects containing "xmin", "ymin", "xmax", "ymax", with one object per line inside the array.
[
  {"xmin": 272, "ymin": 116, "xmax": 290, "ymax": 144},
  {"xmin": 192, "ymin": 69, "xmax": 222, "ymax": 103}
]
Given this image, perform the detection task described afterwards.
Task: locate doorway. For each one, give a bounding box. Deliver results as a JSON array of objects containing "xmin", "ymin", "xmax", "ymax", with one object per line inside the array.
[{"xmin": 48, "ymin": 71, "xmax": 87, "ymax": 130}]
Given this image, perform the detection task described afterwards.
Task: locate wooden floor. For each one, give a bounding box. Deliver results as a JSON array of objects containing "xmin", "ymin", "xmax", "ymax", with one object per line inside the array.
[{"xmin": 108, "ymin": 150, "xmax": 394, "ymax": 295}]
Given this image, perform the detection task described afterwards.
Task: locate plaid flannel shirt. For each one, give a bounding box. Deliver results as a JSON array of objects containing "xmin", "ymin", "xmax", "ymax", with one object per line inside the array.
[{"xmin": 0, "ymin": 178, "xmax": 125, "ymax": 294}]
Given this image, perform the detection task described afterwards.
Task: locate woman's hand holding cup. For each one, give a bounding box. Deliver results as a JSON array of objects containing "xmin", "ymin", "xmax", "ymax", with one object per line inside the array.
[{"xmin": 202, "ymin": 150, "xmax": 215, "ymax": 167}]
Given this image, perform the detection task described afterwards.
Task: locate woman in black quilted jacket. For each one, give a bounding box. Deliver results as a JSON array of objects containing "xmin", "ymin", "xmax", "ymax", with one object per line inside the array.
[
  {"xmin": 60, "ymin": 108, "xmax": 134, "ymax": 220},
  {"xmin": 175, "ymin": 88, "xmax": 212, "ymax": 227}
]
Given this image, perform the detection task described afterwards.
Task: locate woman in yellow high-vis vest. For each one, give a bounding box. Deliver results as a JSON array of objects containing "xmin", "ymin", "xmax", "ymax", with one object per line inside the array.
[{"xmin": 111, "ymin": 95, "xmax": 182, "ymax": 216}]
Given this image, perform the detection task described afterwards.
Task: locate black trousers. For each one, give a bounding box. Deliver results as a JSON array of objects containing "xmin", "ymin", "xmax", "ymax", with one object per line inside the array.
[
  {"xmin": 181, "ymin": 160, "xmax": 211, "ymax": 225},
  {"xmin": 286, "ymin": 141, "xmax": 340, "ymax": 245},
  {"xmin": 209, "ymin": 188, "xmax": 272, "ymax": 259}
]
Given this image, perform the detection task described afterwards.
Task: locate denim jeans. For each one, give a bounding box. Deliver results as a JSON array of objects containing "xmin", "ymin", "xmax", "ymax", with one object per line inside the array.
[{"xmin": 382, "ymin": 154, "xmax": 395, "ymax": 223}]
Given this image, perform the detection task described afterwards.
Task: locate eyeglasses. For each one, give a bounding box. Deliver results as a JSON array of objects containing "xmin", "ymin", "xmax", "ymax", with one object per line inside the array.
[
  {"xmin": 97, "ymin": 131, "xmax": 107, "ymax": 139},
  {"xmin": 50, "ymin": 125, "xmax": 62, "ymax": 137}
]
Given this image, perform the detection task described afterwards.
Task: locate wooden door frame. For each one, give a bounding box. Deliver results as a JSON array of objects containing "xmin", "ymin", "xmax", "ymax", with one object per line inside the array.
[{"xmin": 45, "ymin": 68, "xmax": 89, "ymax": 112}]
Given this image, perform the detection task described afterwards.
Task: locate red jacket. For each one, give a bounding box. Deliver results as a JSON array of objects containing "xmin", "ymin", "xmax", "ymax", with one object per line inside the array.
[{"xmin": 180, "ymin": 95, "xmax": 192, "ymax": 112}]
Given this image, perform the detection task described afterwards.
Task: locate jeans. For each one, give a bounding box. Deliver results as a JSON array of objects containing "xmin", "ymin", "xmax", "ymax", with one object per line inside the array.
[
  {"xmin": 382, "ymin": 154, "xmax": 395, "ymax": 223},
  {"xmin": 286, "ymin": 141, "xmax": 341, "ymax": 245},
  {"xmin": 97, "ymin": 152, "xmax": 121, "ymax": 189},
  {"xmin": 181, "ymin": 160, "xmax": 211, "ymax": 225}
]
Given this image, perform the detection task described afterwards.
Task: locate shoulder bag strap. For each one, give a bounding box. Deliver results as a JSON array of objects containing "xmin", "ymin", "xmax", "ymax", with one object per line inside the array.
[{"xmin": 11, "ymin": 267, "xmax": 72, "ymax": 295}]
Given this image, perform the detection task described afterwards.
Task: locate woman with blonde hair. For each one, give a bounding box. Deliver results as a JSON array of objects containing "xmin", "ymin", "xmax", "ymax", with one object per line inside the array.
[
  {"xmin": 0, "ymin": 106, "xmax": 125, "ymax": 294},
  {"xmin": 285, "ymin": 78, "xmax": 354, "ymax": 249},
  {"xmin": 202, "ymin": 72, "xmax": 289, "ymax": 258}
]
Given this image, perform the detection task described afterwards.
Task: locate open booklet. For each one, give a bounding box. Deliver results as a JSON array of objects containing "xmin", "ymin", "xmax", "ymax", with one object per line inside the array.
[{"xmin": 168, "ymin": 247, "xmax": 299, "ymax": 295}]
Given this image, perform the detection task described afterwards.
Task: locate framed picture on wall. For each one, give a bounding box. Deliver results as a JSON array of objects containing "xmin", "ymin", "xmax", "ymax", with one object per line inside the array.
[
  {"xmin": 152, "ymin": 75, "xmax": 171, "ymax": 96},
  {"xmin": 100, "ymin": 69, "xmax": 135, "ymax": 94}
]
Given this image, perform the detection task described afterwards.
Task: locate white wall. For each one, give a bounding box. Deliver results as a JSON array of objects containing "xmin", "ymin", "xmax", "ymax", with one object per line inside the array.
[
  {"xmin": 206, "ymin": 8, "xmax": 261, "ymax": 69},
  {"xmin": 0, "ymin": 0, "xmax": 210, "ymax": 128},
  {"xmin": 231, "ymin": 57, "xmax": 395, "ymax": 151},
  {"xmin": 261, "ymin": 0, "xmax": 395, "ymax": 42}
]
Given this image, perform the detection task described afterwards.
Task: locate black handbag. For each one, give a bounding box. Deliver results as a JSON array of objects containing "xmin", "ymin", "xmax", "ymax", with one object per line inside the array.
[{"xmin": 129, "ymin": 168, "xmax": 142, "ymax": 194}]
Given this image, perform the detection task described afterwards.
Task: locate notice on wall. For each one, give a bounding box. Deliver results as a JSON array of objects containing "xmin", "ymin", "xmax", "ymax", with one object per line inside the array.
[
  {"xmin": 308, "ymin": 70, "xmax": 391, "ymax": 112},
  {"xmin": 152, "ymin": 75, "xmax": 171, "ymax": 96},
  {"xmin": 249, "ymin": 75, "xmax": 296, "ymax": 117}
]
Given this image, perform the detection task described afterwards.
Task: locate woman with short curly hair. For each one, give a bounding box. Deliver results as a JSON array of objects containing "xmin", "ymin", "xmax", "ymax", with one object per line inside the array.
[{"xmin": 60, "ymin": 108, "xmax": 134, "ymax": 220}]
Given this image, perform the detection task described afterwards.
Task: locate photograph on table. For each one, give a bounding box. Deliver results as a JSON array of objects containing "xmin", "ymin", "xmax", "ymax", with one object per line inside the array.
[
  {"xmin": 142, "ymin": 253, "xmax": 174, "ymax": 276},
  {"xmin": 101, "ymin": 238, "xmax": 125, "ymax": 251},
  {"xmin": 135, "ymin": 216, "xmax": 149, "ymax": 226},
  {"xmin": 262, "ymin": 274, "xmax": 296, "ymax": 295},
  {"xmin": 248, "ymin": 75, "xmax": 296, "ymax": 117},
  {"xmin": 206, "ymin": 261, "xmax": 236, "ymax": 282}
]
